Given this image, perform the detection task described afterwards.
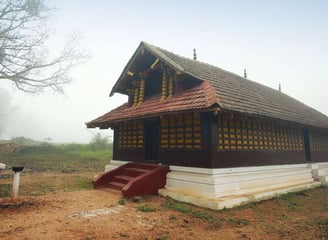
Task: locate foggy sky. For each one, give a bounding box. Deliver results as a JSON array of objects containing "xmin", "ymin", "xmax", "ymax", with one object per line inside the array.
[{"xmin": 1, "ymin": 0, "xmax": 328, "ymax": 143}]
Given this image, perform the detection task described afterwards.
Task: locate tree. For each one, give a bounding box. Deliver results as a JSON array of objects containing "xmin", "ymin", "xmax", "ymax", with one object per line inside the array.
[
  {"xmin": 89, "ymin": 132, "xmax": 111, "ymax": 150},
  {"xmin": 0, "ymin": 0, "xmax": 86, "ymax": 93},
  {"xmin": 0, "ymin": 88, "xmax": 13, "ymax": 137}
]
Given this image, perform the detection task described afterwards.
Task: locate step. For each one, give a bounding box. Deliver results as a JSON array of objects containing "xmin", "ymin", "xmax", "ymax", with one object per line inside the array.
[
  {"xmin": 114, "ymin": 175, "xmax": 134, "ymax": 184},
  {"xmin": 129, "ymin": 163, "xmax": 158, "ymax": 170},
  {"xmin": 122, "ymin": 167, "xmax": 150, "ymax": 177},
  {"xmin": 107, "ymin": 181, "xmax": 125, "ymax": 190}
]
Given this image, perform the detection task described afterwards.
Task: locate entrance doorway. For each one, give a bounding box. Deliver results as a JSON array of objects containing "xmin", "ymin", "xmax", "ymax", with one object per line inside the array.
[{"xmin": 144, "ymin": 119, "xmax": 160, "ymax": 162}]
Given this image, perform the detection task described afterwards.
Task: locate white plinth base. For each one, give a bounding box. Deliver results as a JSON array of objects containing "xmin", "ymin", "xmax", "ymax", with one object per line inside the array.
[
  {"xmin": 159, "ymin": 163, "xmax": 324, "ymax": 210},
  {"xmin": 311, "ymin": 162, "xmax": 328, "ymax": 185},
  {"xmin": 159, "ymin": 181, "xmax": 320, "ymax": 210},
  {"xmin": 0, "ymin": 163, "xmax": 6, "ymax": 169}
]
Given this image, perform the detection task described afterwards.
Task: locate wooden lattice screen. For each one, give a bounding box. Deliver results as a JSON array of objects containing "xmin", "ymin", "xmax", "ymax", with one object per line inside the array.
[
  {"xmin": 310, "ymin": 130, "xmax": 328, "ymax": 151},
  {"xmin": 218, "ymin": 114, "xmax": 304, "ymax": 151},
  {"xmin": 118, "ymin": 120, "xmax": 144, "ymax": 149},
  {"xmin": 160, "ymin": 113, "xmax": 202, "ymax": 149}
]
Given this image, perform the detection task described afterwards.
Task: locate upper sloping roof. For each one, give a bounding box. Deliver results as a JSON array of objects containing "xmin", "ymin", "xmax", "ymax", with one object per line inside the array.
[{"xmin": 87, "ymin": 41, "xmax": 328, "ymax": 129}]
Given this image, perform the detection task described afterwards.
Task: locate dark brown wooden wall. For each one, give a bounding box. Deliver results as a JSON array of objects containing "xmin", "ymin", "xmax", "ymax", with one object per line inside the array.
[
  {"xmin": 158, "ymin": 149, "xmax": 211, "ymax": 168},
  {"xmin": 311, "ymin": 151, "xmax": 328, "ymax": 162},
  {"xmin": 212, "ymin": 150, "xmax": 306, "ymax": 168},
  {"xmin": 112, "ymin": 111, "xmax": 328, "ymax": 168}
]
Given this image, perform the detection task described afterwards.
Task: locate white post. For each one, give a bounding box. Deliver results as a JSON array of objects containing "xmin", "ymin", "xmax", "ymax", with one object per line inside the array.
[{"xmin": 12, "ymin": 172, "xmax": 22, "ymax": 200}]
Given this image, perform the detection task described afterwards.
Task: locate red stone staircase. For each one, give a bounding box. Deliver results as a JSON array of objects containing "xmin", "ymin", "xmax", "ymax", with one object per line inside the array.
[{"xmin": 93, "ymin": 162, "xmax": 170, "ymax": 198}]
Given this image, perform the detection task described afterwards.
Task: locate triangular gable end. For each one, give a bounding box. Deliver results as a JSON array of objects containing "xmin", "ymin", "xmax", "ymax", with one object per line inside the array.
[{"xmin": 110, "ymin": 41, "xmax": 198, "ymax": 97}]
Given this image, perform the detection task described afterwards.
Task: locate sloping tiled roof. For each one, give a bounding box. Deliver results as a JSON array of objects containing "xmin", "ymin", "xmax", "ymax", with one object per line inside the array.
[
  {"xmin": 87, "ymin": 41, "xmax": 328, "ymax": 129},
  {"xmin": 87, "ymin": 81, "xmax": 217, "ymax": 127}
]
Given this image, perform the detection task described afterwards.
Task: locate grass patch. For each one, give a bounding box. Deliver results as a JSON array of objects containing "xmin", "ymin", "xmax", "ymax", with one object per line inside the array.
[
  {"xmin": 316, "ymin": 217, "xmax": 328, "ymax": 239},
  {"xmin": 162, "ymin": 199, "xmax": 216, "ymax": 223},
  {"xmin": 235, "ymin": 201, "xmax": 258, "ymax": 210},
  {"xmin": 287, "ymin": 202, "xmax": 299, "ymax": 211},
  {"xmin": 277, "ymin": 190, "xmax": 311, "ymax": 212},
  {"xmin": 0, "ymin": 201, "xmax": 34, "ymax": 209},
  {"xmin": 316, "ymin": 218, "xmax": 328, "ymax": 227},
  {"xmin": 132, "ymin": 196, "xmax": 144, "ymax": 203},
  {"xmin": 279, "ymin": 192, "xmax": 296, "ymax": 200},
  {"xmin": 118, "ymin": 199, "xmax": 126, "ymax": 205},
  {"xmin": 59, "ymin": 176, "xmax": 93, "ymax": 192},
  {"xmin": 0, "ymin": 183, "xmax": 11, "ymax": 197},
  {"xmin": 228, "ymin": 218, "xmax": 250, "ymax": 227},
  {"xmin": 0, "ymin": 143, "xmax": 112, "ymax": 172},
  {"xmin": 162, "ymin": 198, "xmax": 252, "ymax": 228},
  {"xmin": 162, "ymin": 199, "xmax": 192, "ymax": 214},
  {"xmin": 192, "ymin": 210, "xmax": 214, "ymax": 222},
  {"xmin": 136, "ymin": 205, "xmax": 156, "ymax": 212}
]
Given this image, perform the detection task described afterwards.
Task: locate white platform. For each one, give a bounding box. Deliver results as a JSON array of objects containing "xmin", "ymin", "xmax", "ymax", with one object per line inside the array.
[
  {"xmin": 159, "ymin": 163, "xmax": 325, "ymax": 210},
  {"xmin": 311, "ymin": 162, "xmax": 328, "ymax": 185}
]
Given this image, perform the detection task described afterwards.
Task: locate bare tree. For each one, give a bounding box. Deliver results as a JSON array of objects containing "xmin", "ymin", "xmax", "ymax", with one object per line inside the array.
[
  {"xmin": 0, "ymin": 0, "xmax": 86, "ymax": 93},
  {"xmin": 0, "ymin": 88, "xmax": 13, "ymax": 136}
]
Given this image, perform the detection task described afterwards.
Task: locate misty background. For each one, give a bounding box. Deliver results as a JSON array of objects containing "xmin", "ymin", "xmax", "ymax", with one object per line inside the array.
[{"xmin": 1, "ymin": 0, "xmax": 328, "ymax": 143}]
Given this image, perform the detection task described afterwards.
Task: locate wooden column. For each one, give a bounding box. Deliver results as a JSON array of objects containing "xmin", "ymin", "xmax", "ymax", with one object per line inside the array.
[
  {"xmin": 201, "ymin": 112, "xmax": 218, "ymax": 168},
  {"xmin": 161, "ymin": 70, "xmax": 167, "ymax": 101},
  {"xmin": 138, "ymin": 72, "xmax": 147, "ymax": 105},
  {"xmin": 113, "ymin": 126, "xmax": 119, "ymax": 160},
  {"xmin": 127, "ymin": 88, "xmax": 135, "ymax": 105},
  {"xmin": 132, "ymin": 81, "xmax": 139, "ymax": 107},
  {"xmin": 168, "ymin": 74, "xmax": 174, "ymax": 99}
]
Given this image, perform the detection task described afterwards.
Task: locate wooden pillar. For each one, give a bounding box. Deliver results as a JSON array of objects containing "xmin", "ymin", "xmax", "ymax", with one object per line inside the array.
[
  {"xmin": 139, "ymin": 79, "xmax": 145, "ymax": 105},
  {"xmin": 201, "ymin": 112, "xmax": 219, "ymax": 168},
  {"xmin": 113, "ymin": 126, "xmax": 119, "ymax": 160},
  {"xmin": 168, "ymin": 74, "xmax": 174, "ymax": 98},
  {"xmin": 161, "ymin": 70, "xmax": 167, "ymax": 101},
  {"xmin": 127, "ymin": 88, "xmax": 134, "ymax": 106},
  {"xmin": 138, "ymin": 72, "xmax": 147, "ymax": 105},
  {"xmin": 133, "ymin": 87, "xmax": 139, "ymax": 107}
]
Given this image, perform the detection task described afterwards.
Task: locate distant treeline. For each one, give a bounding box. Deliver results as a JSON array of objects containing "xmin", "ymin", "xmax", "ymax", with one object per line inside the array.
[
  {"xmin": 10, "ymin": 133, "xmax": 112, "ymax": 150},
  {"xmin": 1, "ymin": 134, "xmax": 113, "ymax": 172}
]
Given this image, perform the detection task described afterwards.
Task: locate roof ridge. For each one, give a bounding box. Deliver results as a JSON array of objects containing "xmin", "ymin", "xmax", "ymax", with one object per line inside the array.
[{"xmin": 142, "ymin": 41, "xmax": 248, "ymax": 79}]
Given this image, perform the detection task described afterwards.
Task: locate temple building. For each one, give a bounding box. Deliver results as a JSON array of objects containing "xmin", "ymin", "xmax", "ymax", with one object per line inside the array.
[{"xmin": 87, "ymin": 41, "xmax": 328, "ymax": 209}]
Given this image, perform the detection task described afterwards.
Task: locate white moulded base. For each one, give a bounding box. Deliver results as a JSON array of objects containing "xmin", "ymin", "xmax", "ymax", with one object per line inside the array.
[{"xmin": 159, "ymin": 163, "xmax": 326, "ymax": 210}]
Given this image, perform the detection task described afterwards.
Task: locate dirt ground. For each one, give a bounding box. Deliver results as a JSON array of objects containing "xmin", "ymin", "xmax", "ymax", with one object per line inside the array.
[{"xmin": 0, "ymin": 172, "xmax": 327, "ymax": 240}]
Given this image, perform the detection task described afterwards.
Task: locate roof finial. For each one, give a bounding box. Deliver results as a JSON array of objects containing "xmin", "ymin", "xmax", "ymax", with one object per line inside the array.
[
  {"xmin": 244, "ymin": 69, "xmax": 247, "ymax": 78},
  {"xmin": 193, "ymin": 48, "xmax": 197, "ymax": 60},
  {"xmin": 279, "ymin": 83, "xmax": 281, "ymax": 92}
]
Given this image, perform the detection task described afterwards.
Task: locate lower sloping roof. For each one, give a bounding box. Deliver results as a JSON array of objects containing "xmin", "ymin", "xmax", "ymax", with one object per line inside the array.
[{"xmin": 87, "ymin": 81, "xmax": 217, "ymax": 128}]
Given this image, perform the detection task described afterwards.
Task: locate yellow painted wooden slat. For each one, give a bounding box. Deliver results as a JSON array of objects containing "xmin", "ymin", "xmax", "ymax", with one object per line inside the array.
[
  {"xmin": 194, "ymin": 139, "xmax": 202, "ymax": 144},
  {"xmin": 194, "ymin": 133, "xmax": 201, "ymax": 138}
]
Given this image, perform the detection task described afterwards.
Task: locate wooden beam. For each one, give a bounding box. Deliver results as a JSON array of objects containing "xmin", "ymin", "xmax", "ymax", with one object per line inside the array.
[{"xmin": 150, "ymin": 58, "xmax": 160, "ymax": 69}]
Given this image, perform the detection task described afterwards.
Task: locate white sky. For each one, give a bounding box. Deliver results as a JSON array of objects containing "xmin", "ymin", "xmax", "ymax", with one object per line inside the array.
[{"xmin": 1, "ymin": 0, "xmax": 328, "ymax": 143}]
